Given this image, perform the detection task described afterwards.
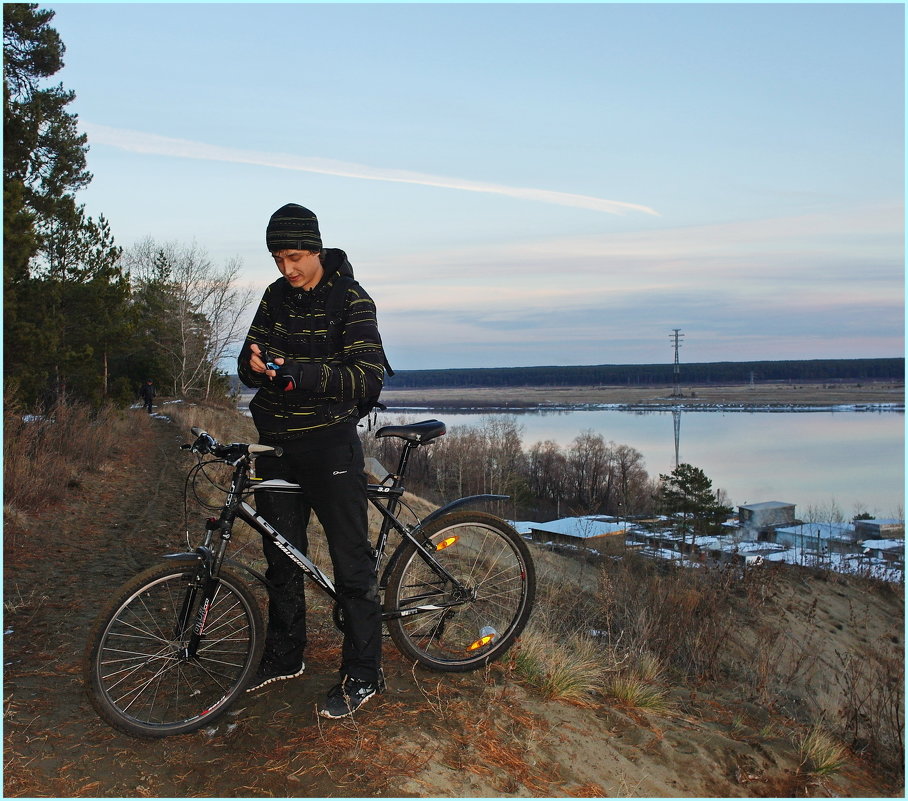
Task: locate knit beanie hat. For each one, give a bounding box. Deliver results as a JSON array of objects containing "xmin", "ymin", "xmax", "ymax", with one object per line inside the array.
[{"xmin": 266, "ymin": 204, "xmax": 322, "ymax": 252}]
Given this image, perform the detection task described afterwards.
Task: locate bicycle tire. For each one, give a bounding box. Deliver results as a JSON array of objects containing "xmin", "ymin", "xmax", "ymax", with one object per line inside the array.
[
  {"xmin": 84, "ymin": 559, "xmax": 264, "ymax": 738},
  {"xmin": 384, "ymin": 511, "xmax": 535, "ymax": 672}
]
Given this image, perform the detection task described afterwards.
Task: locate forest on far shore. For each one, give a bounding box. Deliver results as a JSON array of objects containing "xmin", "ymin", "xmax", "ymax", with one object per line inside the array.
[{"xmin": 380, "ymin": 357, "xmax": 903, "ymax": 390}]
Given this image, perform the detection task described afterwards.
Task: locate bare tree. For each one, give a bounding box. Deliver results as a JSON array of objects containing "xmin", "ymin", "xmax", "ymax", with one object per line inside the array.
[
  {"xmin": 200, "ymin": 255, "xmax": 255, "ymax": 399},
  {"xmin": 124, "ymin": 238, "xmax": 254, "ymax": 398},
  {"xmin": 567, "ymin": 431, "xmax": 613, "ymax": 513},
  {"xmin": 528, "ymin": 439, "xmax": 568, "ymax": 515}
]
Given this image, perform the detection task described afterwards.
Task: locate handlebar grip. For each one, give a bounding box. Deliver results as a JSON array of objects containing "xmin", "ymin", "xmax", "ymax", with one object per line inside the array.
[
  {"xmin": 191, "ymin": 426, "xmax": 205, "ymax": 437},
  {"xmin": 248, "ymin": 444, "xmax": 283, "ymax": 458}
]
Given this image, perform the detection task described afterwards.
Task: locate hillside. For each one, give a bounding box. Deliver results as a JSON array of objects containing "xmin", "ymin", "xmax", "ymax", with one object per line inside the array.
[{"xmin": 3, "ymin": 407, "xmax": 903, "ymax": 798}]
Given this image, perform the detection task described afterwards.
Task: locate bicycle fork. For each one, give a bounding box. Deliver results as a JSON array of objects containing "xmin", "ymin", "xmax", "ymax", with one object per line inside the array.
[
  {"xmin": 169, "ymin": 472, "xmax": 246, "ymax": 660},
  {"xmin": 168, "ymin": 547, "xmax": 220, "ymax": 660}
]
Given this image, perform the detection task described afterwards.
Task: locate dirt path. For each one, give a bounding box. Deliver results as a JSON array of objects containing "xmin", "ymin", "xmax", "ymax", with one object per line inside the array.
[{"xmin": 3, "ymin": 413, "xmax": 899, "ymax": 797}]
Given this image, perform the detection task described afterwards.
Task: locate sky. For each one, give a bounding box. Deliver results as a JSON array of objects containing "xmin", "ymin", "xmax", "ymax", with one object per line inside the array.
[{"xmin": 43, "ymin": 2, "xmax": 904, "ymax": 371}]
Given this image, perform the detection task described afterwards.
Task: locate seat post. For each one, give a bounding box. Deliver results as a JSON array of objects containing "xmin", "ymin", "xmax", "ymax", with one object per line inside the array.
[{"xmin": 394, "ymin": 439, "xmax": 419, "ymax": 484}]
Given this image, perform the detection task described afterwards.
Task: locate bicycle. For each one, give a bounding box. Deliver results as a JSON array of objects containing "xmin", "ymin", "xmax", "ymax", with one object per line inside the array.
[{"xmin": 84, "ymin": 419, "xmax": 536, "ymax": 738}]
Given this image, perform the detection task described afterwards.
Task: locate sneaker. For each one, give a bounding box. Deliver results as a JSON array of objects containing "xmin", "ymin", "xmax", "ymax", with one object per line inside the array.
[
  {"xmin": 318, "ymin": 675, "xmax": 383, "ymax": 719},
  {"xmin": 245, "ymin": 659, "xmax": 305, "ymax": 693}
]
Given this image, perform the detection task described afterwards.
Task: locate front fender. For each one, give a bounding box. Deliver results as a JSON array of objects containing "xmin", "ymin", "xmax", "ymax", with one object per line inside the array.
[
  {"xmin": 162, "ymin": 546, "xmax": 213, "ymax": 572},
  {"xmin": 160, "ymin": 549, "xmax": 270, "ymax": 591}
]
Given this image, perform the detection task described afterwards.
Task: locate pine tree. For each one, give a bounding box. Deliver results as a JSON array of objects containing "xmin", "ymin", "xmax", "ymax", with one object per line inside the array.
[
  {"xmin": 4, "ymin": 4, "xmax": 131, "ymax": 405},
  {"xmin": 657, "ymin": 463, "xmax": 733, "ymax": 550}
]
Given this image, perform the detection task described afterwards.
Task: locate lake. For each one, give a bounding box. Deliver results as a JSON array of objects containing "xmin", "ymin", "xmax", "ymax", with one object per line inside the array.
[{"xmin": 382, "ymin": 406, "xmax": 905, "ymax": 518}]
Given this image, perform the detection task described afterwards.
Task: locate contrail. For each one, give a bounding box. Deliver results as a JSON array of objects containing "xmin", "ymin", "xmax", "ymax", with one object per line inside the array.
[{"xmin": 83, "ymin": 123, "xmax": 659, "ymax": 217}]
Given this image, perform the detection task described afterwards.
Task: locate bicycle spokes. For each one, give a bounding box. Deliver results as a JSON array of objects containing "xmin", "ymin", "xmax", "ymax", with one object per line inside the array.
[
  {"xmin": 87, "ymin": 563, "xmax": 263, "ymax": 736},
  {"xmin": 385, "ymin": 513, "xmax": 535, "ymax": 670}
]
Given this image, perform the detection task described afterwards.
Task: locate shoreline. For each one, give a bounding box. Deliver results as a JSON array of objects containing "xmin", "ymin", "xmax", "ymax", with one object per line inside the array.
[{"xmin": 377, "ymin": 381, "xmax": 904, "ymax": 411}]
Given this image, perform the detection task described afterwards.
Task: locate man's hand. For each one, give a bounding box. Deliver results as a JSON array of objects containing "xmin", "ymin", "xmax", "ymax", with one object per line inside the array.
[{"xmin": 249, "ymin": 343, "xmax": 284, "ymax": 379}]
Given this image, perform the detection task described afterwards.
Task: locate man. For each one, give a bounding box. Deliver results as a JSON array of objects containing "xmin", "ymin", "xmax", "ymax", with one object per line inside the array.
[
  {"xmin": 139, "ymin": 379, "xmax": 156, "ymax": 414},
  {"xmin": 237, "ymin": 204, "xmax": 386, "ymax": 719}
]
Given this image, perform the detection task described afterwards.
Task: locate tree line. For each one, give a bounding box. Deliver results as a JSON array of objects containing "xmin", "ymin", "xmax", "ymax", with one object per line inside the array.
[
  {"xmin": 3, "ymin": 5, "xmax": 251, "ymax": 409},
  {"xmin": 365, "ymin": 416, "xmax": 731, "ymax": 534},
  {"xmin": 384, "ymin": 358, "xmax": 903, "ymax": 390}
]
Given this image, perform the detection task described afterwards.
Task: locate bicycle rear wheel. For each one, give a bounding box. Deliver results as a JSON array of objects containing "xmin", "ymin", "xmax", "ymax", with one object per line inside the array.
[
  {"xmin": 384, "ymin": 511, "xmax": 535, "ymax": 672},
  {"xmin": 84, "ymin": 559, "xmax": 264, "ymax": 738}
]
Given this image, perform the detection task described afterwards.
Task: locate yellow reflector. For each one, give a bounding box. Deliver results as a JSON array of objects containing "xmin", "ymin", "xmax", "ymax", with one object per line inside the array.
[
  {"xmin": 435, "ymin": 536, "xmax": 458, "ymax": 551},
  {"xmin": 467, "ymin": 633, "xmax": 495, "ymax": 651}
]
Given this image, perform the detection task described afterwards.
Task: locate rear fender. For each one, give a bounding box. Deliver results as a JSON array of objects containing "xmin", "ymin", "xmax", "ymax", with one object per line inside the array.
[
  {"xmin": 418, "ymin": 494, "xmax": 509, "ymax": 529},
  {"xmin": 380, "ymin": 494, "xmax": 510, "ymax": 585}
]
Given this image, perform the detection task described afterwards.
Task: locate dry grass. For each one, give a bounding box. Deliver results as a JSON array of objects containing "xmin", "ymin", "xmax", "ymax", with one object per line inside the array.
[
  {"xmin": 603, "ymin": 673, "xmax": 671, "ymax": 712},
  {"xmin": 521, "ymin": 542, "xmax": 904, "ymax": 785},
  {"xmin": 513, "ymin": 628, "xmax": 602, "ymax": 703},
  {"xmin": 602, "ymin": 650, "xmax": 671, "ymax": 712},
  {"xmin": 797, "ymin": 724, "xmax": 849, "ymax": 777},
  {"xmin": 4, "ymin": 399, "xmax": 141, "ymax": 517},
  {"xmin": 165, "ymin": 400, "xmax": 258, "ymax": 444}
]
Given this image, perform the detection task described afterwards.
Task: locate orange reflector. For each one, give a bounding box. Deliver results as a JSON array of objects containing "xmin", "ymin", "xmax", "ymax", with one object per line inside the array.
[
  {"xmin": 435, "ymin": 536, "xmax": 458, "ymax": 551},
  {"xmin": 467, "ymin": 633, "xmax": 495, "ymax": 651}
]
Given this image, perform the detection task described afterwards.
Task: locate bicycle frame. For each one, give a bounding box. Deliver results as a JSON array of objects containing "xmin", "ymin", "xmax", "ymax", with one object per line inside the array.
[{"xmin": 167, "ymin": 435, "xmax": 511, "ymax": 642}]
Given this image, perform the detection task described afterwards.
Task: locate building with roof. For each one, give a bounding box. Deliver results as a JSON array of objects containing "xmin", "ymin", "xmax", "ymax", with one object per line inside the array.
[
  {"xmin": 855, "ymin": 519, "xmax": 905, "ymax": 540},
  {"xmin": 737, "ymin": 502, "xmax": 797, "ymax": 539},
  {"xmin": 774, "ymin": 522, "xmax": 859, "ymax": 555},
  {"xmin": 860, "ymin": 538, "xmax": 905, "ymax": 572},
  {"xmin": 526, "ymin": 516, "xmax": 627, "ymax": 553}
]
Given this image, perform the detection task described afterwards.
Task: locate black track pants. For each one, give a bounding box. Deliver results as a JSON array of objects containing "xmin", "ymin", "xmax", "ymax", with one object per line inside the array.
[{"xmin": 253, "ymin": 430, "xmax": 381, "ymax": 683}]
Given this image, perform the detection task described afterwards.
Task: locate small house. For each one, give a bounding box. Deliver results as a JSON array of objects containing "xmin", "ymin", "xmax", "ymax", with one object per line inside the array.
[
  {"xmin": 861, "ymin": 538, "xmax": 905, "ymax": 569},
  {"xmin": 774, "ymin": 522, "xmax": 857, "ymax": 554},
  {"xmin": 737, "ymin": 502, "xmax": 797, "ymax": 540},
  {"xmin": 527, "ymin": 516, "xmax": 627, "ymax": 553},
  {"xmin": 854, "ymin": 519, "xmax": 905, "ymax": 540}
]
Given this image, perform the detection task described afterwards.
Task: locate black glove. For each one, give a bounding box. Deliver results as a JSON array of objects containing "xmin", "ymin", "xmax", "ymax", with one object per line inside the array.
[
  {"xmin": 259, "ymin": 347, "xmax": 302, "ymax": 391},
  {"xmin": 272, "ymin": 359, "xmax": 304, "ymax": 392}
]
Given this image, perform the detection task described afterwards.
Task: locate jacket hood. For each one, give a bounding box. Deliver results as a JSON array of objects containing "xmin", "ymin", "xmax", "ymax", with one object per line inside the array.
[
  {"xmin": 320, "ymin": 248, "xmax": 354, "ymax": 283},
  {"xmin": 268, "ymin": 248, "xmax": 354, "ymax": 297}
]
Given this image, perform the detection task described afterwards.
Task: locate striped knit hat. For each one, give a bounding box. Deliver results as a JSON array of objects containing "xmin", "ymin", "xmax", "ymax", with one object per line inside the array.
[{"xmin": 266, "ymin": 204, "xmax": 322, "ymax": 252}]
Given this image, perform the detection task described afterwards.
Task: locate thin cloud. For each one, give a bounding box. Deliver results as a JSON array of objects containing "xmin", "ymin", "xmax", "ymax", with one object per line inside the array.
[{"xmin": 82, "ymin": 122, "xmax": 659, "ymax": 217}]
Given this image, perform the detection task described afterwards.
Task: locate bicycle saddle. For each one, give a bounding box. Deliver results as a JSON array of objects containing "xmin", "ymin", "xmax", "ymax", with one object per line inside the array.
[{"xmin": 374, "ymin": 419, "xmax": 446, "ymax": 442}]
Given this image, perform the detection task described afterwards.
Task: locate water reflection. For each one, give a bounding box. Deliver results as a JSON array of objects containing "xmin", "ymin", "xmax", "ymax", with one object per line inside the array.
[{"xmin": 383, "ymin": 406, "xmax": 904, "ymax": 517}]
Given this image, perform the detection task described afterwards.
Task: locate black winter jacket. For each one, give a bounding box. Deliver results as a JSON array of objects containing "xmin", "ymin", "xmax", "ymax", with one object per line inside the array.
[{"xmin": 237, "ymin": 249, "xmax": 385, "ymax": 443}]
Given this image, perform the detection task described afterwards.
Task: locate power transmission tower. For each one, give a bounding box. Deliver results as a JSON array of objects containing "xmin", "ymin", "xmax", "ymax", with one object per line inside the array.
[{"xmin": 670, "ymin": 329, "xmax": 684, "ymax": 398}]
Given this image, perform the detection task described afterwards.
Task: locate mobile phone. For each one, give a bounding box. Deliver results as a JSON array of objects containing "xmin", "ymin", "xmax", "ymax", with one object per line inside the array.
[{"xmin": 257, "ymin": 346, "xmax": 281, "ymax": 371}]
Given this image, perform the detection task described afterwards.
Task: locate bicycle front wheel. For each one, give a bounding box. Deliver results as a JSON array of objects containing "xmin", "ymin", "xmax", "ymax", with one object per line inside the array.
[
  {"xmin": 84, "ymin": 559, "xmax": 264, "ymax": 738},
  {"xmin": 384, "ymin": 511, "xmax": 535, "ymax": 672}
]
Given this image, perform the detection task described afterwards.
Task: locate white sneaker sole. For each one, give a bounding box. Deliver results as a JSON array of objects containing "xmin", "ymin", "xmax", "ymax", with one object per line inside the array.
[
  {"xmin": 245, "ymin": 664, "xmax": 305, "ymax": 693},
  {"xmin": 317, "ymin": 688, "xmax": 377, "ymax": 719}
]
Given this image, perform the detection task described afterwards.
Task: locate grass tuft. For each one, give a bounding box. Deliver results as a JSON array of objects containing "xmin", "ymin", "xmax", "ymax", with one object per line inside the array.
[
  {"xmin": 513, "ymin": 629, "xmax": 602, "ymax": 703},
  {"xmin": 603, "ymin": 672, "xmax": 671, "ymax": 712},
  {"xmin": 797, "ymin": 724, "xmax": 848, "ymax": 777}
]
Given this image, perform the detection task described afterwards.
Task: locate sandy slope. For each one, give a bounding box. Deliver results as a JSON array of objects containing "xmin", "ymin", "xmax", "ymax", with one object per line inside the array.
[{"xmin": 3, "ymin": 411, "xmax": 903, "ymax": 798}]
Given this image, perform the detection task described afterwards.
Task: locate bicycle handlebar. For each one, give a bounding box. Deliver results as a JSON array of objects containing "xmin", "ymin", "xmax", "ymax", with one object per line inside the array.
[{"xmin": 184, "ymin": 427, "xmax": 282, "ymax": 461}]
